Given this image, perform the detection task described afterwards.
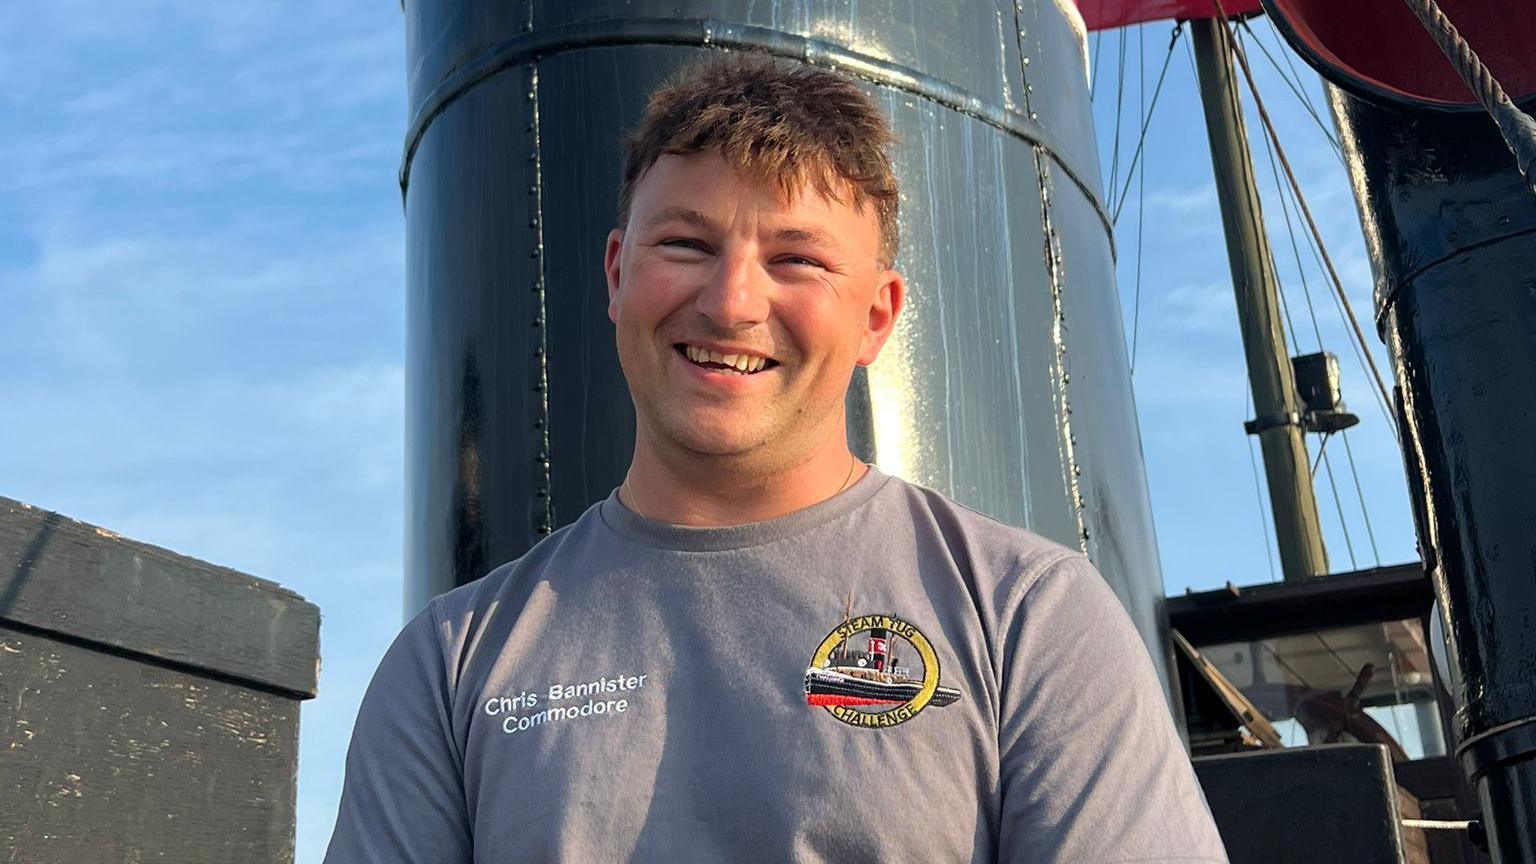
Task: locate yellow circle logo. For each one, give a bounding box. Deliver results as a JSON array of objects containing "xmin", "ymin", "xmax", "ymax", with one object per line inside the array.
[{"xmin": 804, "ymin": 613, "xmax": 961, "ymax": 728}]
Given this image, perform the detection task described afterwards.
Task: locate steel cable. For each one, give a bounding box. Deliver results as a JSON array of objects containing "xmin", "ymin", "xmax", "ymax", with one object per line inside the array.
[
  {"xmin": 1130, "ymin": 24, "xmax": 1147, "ymax": 374},
  {"xmin": 1237, "ymin": 18, "xmax": 1345, "ymax": 166},
  {"xmin": 1111, "ymin": 23, "xmax": 1184, "ymax": 225},
  {"xmin": 1246, "ymin": 387, "xmax": 1281, "ymax": 582},
  {"xmin": 1341, "ymin": 430, "xmax": 1382, "ymax": 566},
  {"xmin": 1107, "ymin": 27, "xmax": 1130, "ymax": 202},
  {"xmin": 1321, "ymin": 449, "xmax": 1358, "ymax": 569}
]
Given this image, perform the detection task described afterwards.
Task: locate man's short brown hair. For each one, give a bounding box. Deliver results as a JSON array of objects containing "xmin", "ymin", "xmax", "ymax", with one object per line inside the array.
[{"xmin": 617, "ymin": 54, "xmax": 900, "ymax": 265}]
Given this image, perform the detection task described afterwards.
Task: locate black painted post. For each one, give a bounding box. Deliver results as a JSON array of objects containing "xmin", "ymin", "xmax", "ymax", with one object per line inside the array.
[
  {"xmin": 0, "ymin": 497, "xmax": 319, "ymax": 862},
  {"xmin": 1262, "ymin": 1, "xmax": 1536, "ymax": 856}
]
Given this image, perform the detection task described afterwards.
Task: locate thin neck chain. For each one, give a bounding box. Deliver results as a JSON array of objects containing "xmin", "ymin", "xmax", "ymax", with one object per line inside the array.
[{"xmin": 621, "ymin": 453, "xmax": 861, "ymax": 523}]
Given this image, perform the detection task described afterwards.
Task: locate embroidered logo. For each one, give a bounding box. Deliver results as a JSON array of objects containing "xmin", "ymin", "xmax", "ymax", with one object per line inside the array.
[{"xmin": 804, "ymin": 612, "xmax": 961, "ymax": 728}]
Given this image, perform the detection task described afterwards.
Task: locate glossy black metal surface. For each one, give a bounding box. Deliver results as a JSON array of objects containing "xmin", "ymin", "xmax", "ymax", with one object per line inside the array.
[
  {"xmin": 1381, "ymin": 220, "xmax": 1536, "ymax": 863},
  {"xmin": 400, "ymin": 0, "xmax": 1173, "ymax": 698},
  {"xmin": 1264, "ymin": 2, "xmax": 1536, "ymax": 855}
]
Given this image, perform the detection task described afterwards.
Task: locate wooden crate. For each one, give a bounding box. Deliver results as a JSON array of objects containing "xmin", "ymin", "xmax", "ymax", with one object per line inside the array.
[
  {"xmin": 1194, "ymin": 744, "xmax": 1427, "ymax": 863},
  {"xmin": 1, "ymin": 496, "xmax": 319, "ymax": 863}
]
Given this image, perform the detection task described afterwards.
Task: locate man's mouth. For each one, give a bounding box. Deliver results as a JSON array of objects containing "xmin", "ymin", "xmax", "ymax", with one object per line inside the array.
[{"xmin": 676, "ymin": 343, "xmax": 779, "ymax": 375}]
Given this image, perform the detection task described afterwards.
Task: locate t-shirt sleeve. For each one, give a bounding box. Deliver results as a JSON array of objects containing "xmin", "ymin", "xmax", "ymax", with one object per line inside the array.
[
  {"xmin": 323, "ymin": 601, "xmax": 472, "ymax": 864},
  {"xmin": 996, "ymin": 553, "xmax": 1228, "ymax": 863}
]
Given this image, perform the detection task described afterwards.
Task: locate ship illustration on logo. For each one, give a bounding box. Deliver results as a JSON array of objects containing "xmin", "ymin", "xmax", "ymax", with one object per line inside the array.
[{"xmin": 804, "ymin": 599, "xmax": 961, "ymax": 728}]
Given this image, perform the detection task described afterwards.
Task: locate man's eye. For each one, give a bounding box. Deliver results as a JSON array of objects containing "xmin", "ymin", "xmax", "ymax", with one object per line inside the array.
[
  {"xmin": 660, "ymin": 238, "xmax": 709, "ymax": 253},
  {"xmin": 775, "ymin": 255, "xmax": 824, "ymax": 269}
]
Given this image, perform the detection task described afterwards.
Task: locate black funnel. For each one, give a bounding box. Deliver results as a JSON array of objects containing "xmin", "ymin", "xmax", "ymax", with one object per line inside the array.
[{"xmin": 1263, "ymin": 0, "xmax": 1536, "ymax": 858}]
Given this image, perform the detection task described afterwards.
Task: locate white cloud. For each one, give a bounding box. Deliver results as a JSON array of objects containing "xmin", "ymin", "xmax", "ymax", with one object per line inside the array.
[
  {"xmin": 5, "ymin": 209, "xmax": 401, "ymax": 341},
  {"xmin": 0, "ymin": 204, "xmax": 407, "ymax": 541},
  {"xmin": 0, "ymin": 0, "xmax": 400, "ymax": 198},
  {"xmin": 1133, "ymin": 359, "xmax": 1246, "ymax": 414},
  {"xmin": 1144, "ymin": 181, "xmax": 1216, "ymax": 214},
  {"xmin": 1148, "ymin": 278, "xmax": 1234, "ymax": 335},
  {"xmin": 0, "ymin": 121, "xmax": 398, "ymax": 196},
  {"xmin": 59, "ymin": 68, "xmax": 195, "ymax": 116},
  {"xmin": 226, "ymin": 28, "xmax": 401, "ymax": 112}
]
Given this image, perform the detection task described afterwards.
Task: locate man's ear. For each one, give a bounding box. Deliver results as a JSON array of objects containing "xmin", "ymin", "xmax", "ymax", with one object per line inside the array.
[
  {"xmin": 604, "ymin": 228, "xmax": 625, "ymax": 324},
  {"xmin": 857, "ymin": 268, "xmax": 905, "ymax": 366}
]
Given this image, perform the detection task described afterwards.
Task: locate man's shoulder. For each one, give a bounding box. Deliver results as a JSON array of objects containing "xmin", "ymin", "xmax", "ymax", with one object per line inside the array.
[
  {"xmin": 424, "ymin": 498, "xmax": 605, "ymax": 624},
  {"xmin": 878, "ymin": 474, "xmax": 1087, "ymax": 586}
]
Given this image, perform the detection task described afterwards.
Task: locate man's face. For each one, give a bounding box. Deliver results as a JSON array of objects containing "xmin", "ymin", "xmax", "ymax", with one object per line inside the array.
[{"xmin": 605, "ymin": 150, "xmax": 903, "ymax": 470}]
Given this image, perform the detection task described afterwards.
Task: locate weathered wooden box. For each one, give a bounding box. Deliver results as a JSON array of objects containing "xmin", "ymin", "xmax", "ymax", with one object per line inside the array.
[
  {"xmin": 1194, "ymin": 744, "xmax": 1430, "ymax": 864},
  {"xmin": 1, "ymin": 496, "xmax": 319, "ymax": 863}
]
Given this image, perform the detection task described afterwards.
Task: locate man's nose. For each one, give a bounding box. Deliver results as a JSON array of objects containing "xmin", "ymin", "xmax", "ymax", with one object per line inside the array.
[{"xmin": 694, "ymin": 246, "xmax": 770, "ymax": 328}]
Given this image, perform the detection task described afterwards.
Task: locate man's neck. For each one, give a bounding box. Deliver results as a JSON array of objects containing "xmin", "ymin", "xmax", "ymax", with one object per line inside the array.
[{"xmin": 620, "ymin": 435, "xmax": 867, "ymax": 527}]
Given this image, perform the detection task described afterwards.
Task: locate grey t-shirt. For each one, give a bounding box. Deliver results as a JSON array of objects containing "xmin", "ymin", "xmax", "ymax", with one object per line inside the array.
[{"xmin": 325, "ymin": 468, "xmax": 1227, "ymax": 863}]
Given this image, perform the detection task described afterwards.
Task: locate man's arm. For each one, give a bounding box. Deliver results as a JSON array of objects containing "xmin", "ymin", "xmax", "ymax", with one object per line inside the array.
[
  {"xmin": 323, "ymin": 602, "xmax": 472, "ymax": 864},
  {"xmin": 997, "ymin": 553, "xmax": 1228, "ymax": 863}
]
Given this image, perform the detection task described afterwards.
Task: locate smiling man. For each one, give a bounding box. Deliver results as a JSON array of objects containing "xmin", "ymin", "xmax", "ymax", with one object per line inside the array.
[
  {"xmin": 606, "ymin": 124, "xmax": 902, "ymax": 527},
  {"xmin": 325, "ymin": 56, "xmax": 1227, "ymax": 863}
]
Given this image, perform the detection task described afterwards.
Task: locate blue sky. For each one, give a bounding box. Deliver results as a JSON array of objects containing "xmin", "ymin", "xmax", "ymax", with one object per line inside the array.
[{"xmin": 0, "ymin": 4, "xmax": 1414, "ymax": 861}]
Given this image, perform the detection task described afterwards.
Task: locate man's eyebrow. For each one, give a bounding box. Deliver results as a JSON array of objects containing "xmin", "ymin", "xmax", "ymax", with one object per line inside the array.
[
  {"xmin": 643, "ymin": 210, "xmax": 840, "ymax": 249},
  {"xmin": 643, "ymin": 207, "xmax": 713, "ymax": 230},
  {"xmin": 772, "ymin": 226, "xmax": 836, "ymax": 247}
]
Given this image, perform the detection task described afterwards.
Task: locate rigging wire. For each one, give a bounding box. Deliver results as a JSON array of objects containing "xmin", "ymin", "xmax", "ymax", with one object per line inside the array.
[
  {"xmin": 1313, "ymin": 631, "xmax": 1358, "ymax": 677},
  {"xmin": 1236, "ymin": 18, "xmax": 1346, "ymax": 166},
  {"xmin": 1321, "ymin": 449, "xmax": 1359, "ymax": 569},
  {"xmin": 1259, "ymin": 639, "xmax": 1312, "ymax": 689},
  {"xmin": 1130, "ymin": 24, "xmax": 1147, "ymax": 375},
  {"xmin": 1183, "ymin": 18, "xmax": 1199, "ymax": 84},
  {"xmin": 1310, "ymin": 431, "xmax": 1331, "ymax": 478},
  {"xmin": 1171, "ymin": 4, "xmax": 1383, "ymax": 579},
  {"xmin": 1131, "ymin": 163, "xmax": 1145, "ymax": 374},
  {"xmin": 1107, "ymin": 27, "xmax": 1130, "ymax": 204},
  {"xmin": 1341, "ymin": 430, "xmax": 1383, "ymax": 565},
  {"xmin": 1292, "ymin": 191, "xmax": 1396, "ymax": 432},
  {"xmin": 1258, "ymin": 150, "xmax": 1345, "ymax": 566},
  {"xmin": 1267, "ymin": 138, "xmax": 1390, "ymax": 568},
  {"xmin": 1111, "ymin": 22, "xmax": 1185, "ymax": 226},
  {"xmin": 1217, "ymin": 7, "xmax": 1398, "ymax": 429},
  {"xmin": 1253, "ymin": 109, "xmax": 1325, "ymax": 351},
  {"xmin": 1090, "ymin": 30, "xmax": 1104, "ymax": 100},
  {"xmin": 1295, "ymin": 185, "xmax": 1393, "ymax": 426},
  {"xmin": 1246, "ymin": 386, "xmax": 1280, "ymax": 582},
  {"xmin": 1274, "ymin": 248, "xmax": 1302, "ymax": 354},
  {"xmin": 1261, "ymin": 17, "xmax": 1339, "ymax": 145}
]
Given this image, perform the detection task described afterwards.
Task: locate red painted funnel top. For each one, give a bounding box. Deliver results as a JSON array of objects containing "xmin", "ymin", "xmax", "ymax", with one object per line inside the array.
[
  {"xmin": 1265, "ymin": 0, "xmax": 1535, "ymax": 106},
  {"xmin": 1075, "ymin": 0, "xmax": 1260, "ymax": 32}
]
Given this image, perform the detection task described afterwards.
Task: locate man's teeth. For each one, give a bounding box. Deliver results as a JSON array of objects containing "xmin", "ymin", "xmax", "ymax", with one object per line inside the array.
[{"xmin": 684, "ymin": 345, "xmax": 768, "ymax": 374}]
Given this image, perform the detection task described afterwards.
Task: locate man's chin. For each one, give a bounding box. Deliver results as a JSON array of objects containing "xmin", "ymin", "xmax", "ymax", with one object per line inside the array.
[
  {"xmin": 669, "ymin": 431, "xmax": 765, "ymax": 458},
  {"xmin": 651, "ymin": 414, "xmax": 772, "ymax": 459}
]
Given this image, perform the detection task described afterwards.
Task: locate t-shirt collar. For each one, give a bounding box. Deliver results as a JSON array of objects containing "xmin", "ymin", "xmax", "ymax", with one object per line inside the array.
[{"xmin": 598, "ymin": 463, "xmax": 891, "ymax": 552}]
